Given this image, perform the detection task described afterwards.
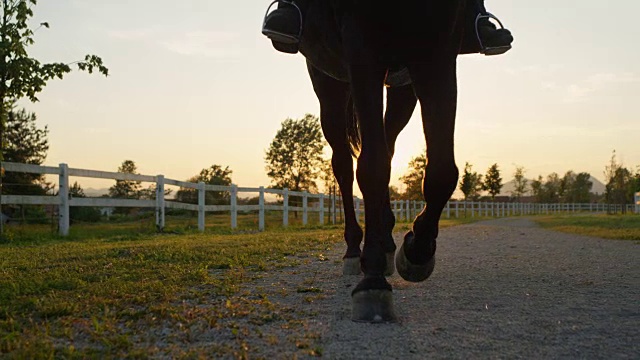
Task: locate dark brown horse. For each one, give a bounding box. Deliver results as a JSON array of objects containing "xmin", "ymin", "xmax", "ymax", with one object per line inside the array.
[{"xmin": 297, "ymin": 0, "xmax": 465, "ymax": 322}]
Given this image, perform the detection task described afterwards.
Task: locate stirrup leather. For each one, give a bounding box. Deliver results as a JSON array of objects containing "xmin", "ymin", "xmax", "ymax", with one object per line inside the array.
[
  {"xmin": 475, "ymin": 12, "xmax": 511, "ymax": 56},
  {"xmin": 262, "ymin": 0, "xmax": 303, "ymax": 44}
]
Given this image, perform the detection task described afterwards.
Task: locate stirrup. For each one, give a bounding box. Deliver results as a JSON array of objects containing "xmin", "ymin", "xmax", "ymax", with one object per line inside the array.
[
  {"xmin": 475, "ymin": 12, "xmax": 512, "ymax": 56},
  {"xmin": 262, "ymin": 0, "xmax": 303, "ymax": 44}
]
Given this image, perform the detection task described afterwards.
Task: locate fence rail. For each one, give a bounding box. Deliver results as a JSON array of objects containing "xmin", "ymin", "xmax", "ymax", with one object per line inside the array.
[{"xmin": 1, "ymin": 162, "xmax": 637, "ymax": 236}]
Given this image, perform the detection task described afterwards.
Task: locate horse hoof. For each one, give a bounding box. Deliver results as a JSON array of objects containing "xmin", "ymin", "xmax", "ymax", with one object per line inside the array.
[
  {"xmin": 343, "ymin": 257, "xmax": 361, "ymax": 276},
  {"xmin": 384, "ymin": 252, "xmax": 395, "ymax": 277},
  {"xmin": 351, "ymin": 289, "xmax": 397, "ymax": 323},
  {"xmin": 395, "ymin": 242, "xmax": 436, "ymax": 283}
]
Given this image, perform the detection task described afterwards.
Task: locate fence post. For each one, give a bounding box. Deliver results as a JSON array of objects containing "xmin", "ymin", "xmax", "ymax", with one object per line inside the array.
[
  {"xmin": 198, "ymin": 182, "xmax": 205, "ymax": 232},
  {"xmin": 302, "ymin": 191, "xmax": 308, "ymax": 226},
  {"xmin": 446, "ymin": 201, "xmax": 450, "ymax": 218},
  {"xmin": 283, "ymin": 188, "xmax": 289, "ymax": 227},
  {"xmin": 259, "ymin": 186, "xmax": 265, "ymax": 231},
  {"xmin": 58, "ymin": 163, "xmax": 70, "ymax": 236},
  {"xmin": 319, "ymin": 194, "xmax": 325, "ymax": 225},
  {"xmin": 355, "ymin": 197, "xmax": 361, "ymax": 223},
  {"xmin": 231, "ymin": 184, "xmax": 238, "ymax": 229},
  {"xmin": 155, "ymin": 175, "xmax": 165, "ymax": 231}
]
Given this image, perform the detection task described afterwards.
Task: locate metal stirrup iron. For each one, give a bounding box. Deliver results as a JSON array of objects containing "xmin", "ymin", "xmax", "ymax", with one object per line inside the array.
[
  {"xmin": 262, "ymin": 0, "xmax": 303, "ymax": 44},
  {"xmin": 475, "ymin": 12, "xmax": 511, "ymax": 56}
]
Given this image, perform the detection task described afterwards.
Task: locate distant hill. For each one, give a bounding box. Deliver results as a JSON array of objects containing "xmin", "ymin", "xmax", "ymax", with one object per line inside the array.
[
  {"xmin": 84, "ymin": 188, "xmax": 109, "ymax": 197},
  {"xmin": 499, "ymin": 176, "xmax": 606, "ymax": 196}
]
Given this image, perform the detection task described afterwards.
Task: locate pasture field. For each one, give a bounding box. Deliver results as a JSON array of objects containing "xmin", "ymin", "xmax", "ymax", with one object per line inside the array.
[
  {"xmin": 533, "ymin": 213, "xmax": 640, "ymax": 241},
  {"xmin": 0, "ymin": 214, "xmax": 472, "ymax": 358}
]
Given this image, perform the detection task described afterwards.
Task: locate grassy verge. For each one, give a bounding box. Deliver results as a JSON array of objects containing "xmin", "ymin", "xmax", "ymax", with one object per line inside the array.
[
  {"xmin": 0, "ymin": 217, "xmax": 474, "ymax": 358},
  {"xmin": 0, "ymin": 226, "xmax": 347, "ymax": 358},
  {"xmin": 534, "ymin": 213, "xmax": 640, "ymax": 241}
]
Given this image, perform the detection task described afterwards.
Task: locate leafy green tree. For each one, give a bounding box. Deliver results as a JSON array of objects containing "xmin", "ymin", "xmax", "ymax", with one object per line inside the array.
[
  {"xmin": 399, "ymin": 153, "xmax": 427, "ymax": 201},
  {"xmin": 109, "ymin": 160, "xmax": 142, "ymax": 199},
  {"xmin": 175, "ymin": 165, "xmax": 232, "ymax": 205},
  {"xmin": 69, "ymin": 181, "xmax": 85, "ymax": 198},
  {"xmin": 511, "ymin": 166, "xmax": 528, "ymax": 200},
  {"xmin": 1, "ymin": 108, "xmax": 49, "ymax": 195},
  {"xmin": 532, "ymin": 171, "xmax": 593, "ymax": 204},
  {"xmin": 530, "ymin": 175, "xmax": 544, "ymax": 202},
  {"xmin": 1, "ymin": 0, "xmax": 108, "ymax": 160},
  {"xmin": 265, "ymin": 114, "xmax": 325, "ymax": 193},
  {"xmin": 542, "ymin": 172, "xmax": 561, "ymax": 203},
  {"xmin": 559, "ymin": 171, "xmax": 575, "ymax": 202},
  {"xmin": 482, "ymin": 163, "xmax": 502, "ymax": 200},
  {"xmin": 138, "ymin": 183, "xmax": 172, "ymax": 201},
  {"xmin": 388, "ymin": 185, "xmax": 401, "ymax": 200},
  {"xmin": 459, "ymin": 162, "xmax": 483, "ymax": 201},
  {"xmin": 568, "ymin": 172, "xmax": 592, "ymax": 203},
  {"xmin": 603, "ymin": 150, "xmax": 636, "ymax": 212}
]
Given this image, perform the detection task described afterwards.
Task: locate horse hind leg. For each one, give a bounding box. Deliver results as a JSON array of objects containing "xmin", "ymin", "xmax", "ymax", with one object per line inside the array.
[
  {"xmin": 396, "ymin": 61, "xmax": 459, "ymax": 283},
  {"xmin": 381, "ymin": 84, "xmax": 418, "ymax": 275},
  {"xmin": 307, "ymin": 63, "xmax": 363, "ymax": 275}
]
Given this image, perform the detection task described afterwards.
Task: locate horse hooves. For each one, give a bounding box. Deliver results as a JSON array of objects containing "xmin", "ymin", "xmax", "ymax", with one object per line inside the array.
[
  {"xmin": 351, "ymin": 289, "xmax": 397, "ymax": 323},
  {"xmin": 384, "ymin": 252, "xmax": 395, "ymax": 277},
  {"xmin": 343, "ymin": 257, "xmax": 361, "ymax": 276},
  {"xmin": 395, "ymin": 242, "xmax": 436, "ymax": 283}
]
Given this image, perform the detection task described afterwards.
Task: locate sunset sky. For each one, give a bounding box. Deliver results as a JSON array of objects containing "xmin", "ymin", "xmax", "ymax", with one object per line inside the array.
[{"xmin": 17, "ymin": 0, "xmax": 640, "ymax": 195}]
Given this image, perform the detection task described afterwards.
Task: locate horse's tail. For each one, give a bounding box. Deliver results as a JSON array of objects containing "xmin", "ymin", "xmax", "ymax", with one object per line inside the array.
[{"xmin": 346, "ymin": 96, "xmax": 361, "ymax": 157}]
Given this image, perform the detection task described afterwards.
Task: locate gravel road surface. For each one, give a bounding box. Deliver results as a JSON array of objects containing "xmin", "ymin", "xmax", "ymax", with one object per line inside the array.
[{"xmin": 190, "ymin": 218, "xmax": 639, "ymax": 359}]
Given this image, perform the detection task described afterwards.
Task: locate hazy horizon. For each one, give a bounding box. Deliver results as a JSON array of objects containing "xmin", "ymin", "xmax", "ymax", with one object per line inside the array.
[{"xmin": 13, "ymin": 0, "xmax": 640, "ymax": 195}]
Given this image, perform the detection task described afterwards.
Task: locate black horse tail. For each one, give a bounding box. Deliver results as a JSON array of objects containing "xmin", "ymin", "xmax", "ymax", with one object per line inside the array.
[{"xmin": 346, "ymin": 96, "xmax": 361, "ymax": 158}]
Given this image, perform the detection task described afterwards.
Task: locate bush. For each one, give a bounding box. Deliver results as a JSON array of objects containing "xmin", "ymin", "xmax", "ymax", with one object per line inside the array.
[{"xmin": 70, "ymin": 207, "xmax": 102, "ymax": 224}]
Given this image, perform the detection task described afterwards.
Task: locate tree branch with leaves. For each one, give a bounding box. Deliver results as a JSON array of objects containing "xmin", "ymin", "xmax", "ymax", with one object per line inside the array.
[{"xmin": 1, "ymin": 0, "xmax": 108, "ymax": 160}]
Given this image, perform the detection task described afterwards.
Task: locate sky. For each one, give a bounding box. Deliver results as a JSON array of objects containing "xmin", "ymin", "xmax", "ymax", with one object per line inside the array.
[{"xmin": 17, "ymin": 0, "xmax": 640, "ymax": 195}]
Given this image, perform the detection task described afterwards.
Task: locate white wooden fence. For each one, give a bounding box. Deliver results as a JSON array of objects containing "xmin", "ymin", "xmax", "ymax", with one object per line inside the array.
[
  {"xmin": 0, "ymin": 162, "xmax": 636, "ymax": 236},
  {"xmin": 636, "ymin": 192, "xmax": 640, "ymax": 214}
]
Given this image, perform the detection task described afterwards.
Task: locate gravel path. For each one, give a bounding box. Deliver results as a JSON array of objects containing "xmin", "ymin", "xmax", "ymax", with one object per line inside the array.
[{"xmin": 195, "ymin": 218, "xmax": 639, "ymax": 359}]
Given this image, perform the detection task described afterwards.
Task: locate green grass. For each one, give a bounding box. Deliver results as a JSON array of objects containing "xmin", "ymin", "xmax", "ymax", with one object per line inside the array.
[
  {"xmin": 534, "ymin": 213, "xmax": 640, "ymax": 241},
  {"xmin": 0, "ymin": 215, "xmax": 477, "ymax": 358}
]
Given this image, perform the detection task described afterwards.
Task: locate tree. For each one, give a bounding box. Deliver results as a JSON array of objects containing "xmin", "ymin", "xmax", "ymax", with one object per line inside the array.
[
  {"xmin": 175, "ymin": 165, "xmax": 233, "ymax": 205},
  {"xmin": 265, "ymin": 114, "xmax": 325, "ymax": 193},
  {"xmin": 109, "ymin": 160, "xmax": 142, "ymax": 199},
  {"xmin": 388, "ymin": 185, "xmax": 401, "ymax": 200},
  {"xmin": 511, "ymin": 166, "xmax": 528, "ymax": 200},
  {"xmin": 1, "ymin": 0, "xmax": 108, "ymax": 160},
  {"xmin": 559, "ymin": 171, "xmax": 575, "ymax": 202},
  {"xmin": 399, "ymin": 153, "xmax": 426, "ymax": 201},
  {"xmin": 69, "ymin": 181, "xmax": 101, "ymax": 223},
  {"xmin": 482, "ymin": 163, "xmax": 502, "ymax": 200},
  {"xmin": 567, "ymin": 172, "xmax": 592, "ymax": 203},
  {"xmin": 459, "ymin": 162, "xmax": 483, "ymax": 201},
  {"xmin": 603, "ymin": 150, "xmax": 635, "ymax": 212},
  {"xmin": 2, "ymin": 108, "xmax": 49, "ymax": 195},
  {"xmin": 318, "ymin": 157, "xmax": 336, "ymax": 195},
  {"xmin": 542, "ymin": 172, "xmax": 561, "ymax": 203},
  {"xmin": 69, "ymin": 181, "xmax": 85, "ymax": 198},
  {"xmin": 530, "ymin": 175, "xmax": 544, "ymax": 203}
]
